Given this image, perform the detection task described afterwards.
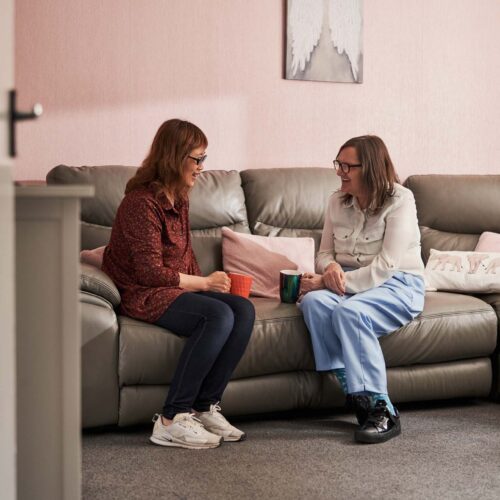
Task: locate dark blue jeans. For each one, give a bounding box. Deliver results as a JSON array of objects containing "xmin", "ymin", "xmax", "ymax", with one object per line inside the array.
[{"xmin": 154, "ymin": 291, "xmax": 255, "ymax": 419}]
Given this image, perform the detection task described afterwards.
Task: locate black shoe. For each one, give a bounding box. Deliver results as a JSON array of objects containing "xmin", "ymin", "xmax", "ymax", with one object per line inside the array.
[
  {"xmin": 354, "ymin": 400, "xmax": 401, "ymax": 444},
  {"xmin": 345, "ymin": 394, "xmax": 371, "ymax": 426}
]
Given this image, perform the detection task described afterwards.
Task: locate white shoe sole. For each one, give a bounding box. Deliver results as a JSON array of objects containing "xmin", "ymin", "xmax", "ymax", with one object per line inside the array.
[
  {"xmin": 150, "ymin": 435, "xmax": 222, "ymax": 450},
  {"xmin": 221, "ymin": 432, "xmax": 246, "ymax": 442}
]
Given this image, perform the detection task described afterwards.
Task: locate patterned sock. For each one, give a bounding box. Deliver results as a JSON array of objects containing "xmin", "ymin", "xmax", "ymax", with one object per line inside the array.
[
  {"xmin": 370, "ymin": 393, "xmax": 396, "ymax": 416},
  {"xmin": 333, "ymin": 368, "xmax": 348, "ymax": 394}
]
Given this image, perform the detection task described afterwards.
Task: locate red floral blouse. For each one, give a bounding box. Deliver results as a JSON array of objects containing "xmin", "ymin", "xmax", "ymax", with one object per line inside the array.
[{"xmin": 102, "ymin": 186, "xmax": 201, "ymax": 323}]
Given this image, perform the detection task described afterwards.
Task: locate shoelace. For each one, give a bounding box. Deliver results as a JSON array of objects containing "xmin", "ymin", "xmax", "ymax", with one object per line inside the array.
[
  {"xmin": 209, "ymin": 403, "xmax": 222, "ymax": 415},
  {"xmin": 208, "ymin": 403, "xmax": 230, "ymax": 423},
  {"xmin": 365, "ymin": 402, "xmax": 394, "ymax": 429},
  {"xmin": 176, "ymin": 413, "xmax": 205, "ymax": 431}
]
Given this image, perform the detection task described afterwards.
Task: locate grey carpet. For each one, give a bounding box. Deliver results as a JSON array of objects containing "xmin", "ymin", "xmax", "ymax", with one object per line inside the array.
[{"xmin": 83, "ymin": 399, "xmax": 500, "ymax": 500}]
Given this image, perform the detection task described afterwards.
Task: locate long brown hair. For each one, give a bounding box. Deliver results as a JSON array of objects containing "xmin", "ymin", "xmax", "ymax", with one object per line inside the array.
[
  {"xmin": 338, "ymin": 135, "xmax": 400, "ymax": 213},
  {"xmin": 125, "ymin": 119, "xmax": 207, "ymax": 200}
]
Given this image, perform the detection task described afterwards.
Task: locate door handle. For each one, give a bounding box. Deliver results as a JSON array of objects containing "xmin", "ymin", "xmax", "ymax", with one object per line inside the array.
[{"xmin": 8, "ymin": 89, "xmax": 43, "ymax": 157}]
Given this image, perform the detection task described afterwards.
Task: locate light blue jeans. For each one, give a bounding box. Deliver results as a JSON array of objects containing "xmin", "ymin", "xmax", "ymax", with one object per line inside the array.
[{"xmin": 299, "ymin": 272, "xmax": 425, "ymax": 394}]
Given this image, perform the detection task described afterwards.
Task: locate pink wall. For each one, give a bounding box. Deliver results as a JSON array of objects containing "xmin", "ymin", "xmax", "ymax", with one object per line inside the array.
[{"xmin": 15, "ymin": 0, "xmax": 500, "ymax": 180}]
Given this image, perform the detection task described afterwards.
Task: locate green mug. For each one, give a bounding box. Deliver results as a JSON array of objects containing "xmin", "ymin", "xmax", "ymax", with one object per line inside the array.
[{"xmin": 279, "ymin": 270, "xmax": 302, "ymax": 303}]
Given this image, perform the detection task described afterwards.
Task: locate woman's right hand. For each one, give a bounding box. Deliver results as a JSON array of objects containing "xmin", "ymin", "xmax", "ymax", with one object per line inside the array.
[
  {"xmin": 205, "ymin": 271, "xmax": 231, "ymax": 293},
  {"xmin": 323, "ymin": 262, "xmax": 346, "ymax": 295}
]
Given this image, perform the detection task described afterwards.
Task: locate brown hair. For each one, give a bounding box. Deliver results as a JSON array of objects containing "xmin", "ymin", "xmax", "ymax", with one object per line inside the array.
[
  {"xmin": 337, "ymin": 135, "xmax": 400, "ymax": 213},
  {"xmin": 125, "ymin": 119, "xmax": 207, "ymax": 200}
]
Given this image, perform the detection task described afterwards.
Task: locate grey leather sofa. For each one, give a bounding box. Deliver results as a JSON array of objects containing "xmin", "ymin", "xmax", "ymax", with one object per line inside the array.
[{"xmin": 46, "ymin": 166, "xmax": 499, "ymax": 428}]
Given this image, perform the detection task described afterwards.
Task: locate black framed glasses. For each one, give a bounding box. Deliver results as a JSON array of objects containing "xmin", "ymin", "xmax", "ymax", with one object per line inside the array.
[
  {"xmin": 332, "ymin": 160, "xmax": 362, "ymax": 174},
  {"xmin": 188, "ymin": 154, "xmax": 207, "ymax": 166}
]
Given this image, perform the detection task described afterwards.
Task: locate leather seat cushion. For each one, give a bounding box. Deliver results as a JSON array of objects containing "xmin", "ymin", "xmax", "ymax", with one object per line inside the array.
[
  {"xmin": 118, "ymin": 298, "xmax": 315, "ymax": 386},
  {"xmin": 381, "ymin": 291, "xmax": 497, "ymax": 367},
  {"xmin": 118, "ymin": 292, "xmax": 497, "ymax": 386}
]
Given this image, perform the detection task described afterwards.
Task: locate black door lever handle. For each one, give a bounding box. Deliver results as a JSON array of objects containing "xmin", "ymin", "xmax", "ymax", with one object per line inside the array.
[{"xmin": 9, "ymin": 89, "xmax": 43, "ymax": 157}]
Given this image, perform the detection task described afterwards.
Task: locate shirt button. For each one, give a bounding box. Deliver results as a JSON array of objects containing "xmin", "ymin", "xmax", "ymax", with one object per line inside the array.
[
  {"xmin": 344, "ymin": 235, "xmax": 347, "ymax": 239},
  {"xmin": 365, "ymin": 237, "xmax": 369, "ymax": 240}
]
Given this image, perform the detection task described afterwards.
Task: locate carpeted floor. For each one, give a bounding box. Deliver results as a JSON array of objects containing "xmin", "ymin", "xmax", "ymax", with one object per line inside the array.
[{"xmin": 83, "ymin": 399, "xmax": 500, "ymax": 499}]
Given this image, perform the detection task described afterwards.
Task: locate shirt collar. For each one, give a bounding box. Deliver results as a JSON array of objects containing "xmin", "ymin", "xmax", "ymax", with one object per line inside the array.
[
  {"xmin": 150, "ymin": 186, "xmax": 182, "ymax": 213},
  {"xmin": 342, "ymin": 194, "xmax": 371, "ymax": 213}
]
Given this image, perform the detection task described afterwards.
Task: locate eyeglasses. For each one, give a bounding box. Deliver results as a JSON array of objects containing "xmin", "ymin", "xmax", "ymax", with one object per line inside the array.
[
  {"xmin": 332, "ymin": 160, "xmax": 362, "ymax": 174},
  {"xmin": 188, "ymin": 154, "xmax": 207, "ymax": 166}
]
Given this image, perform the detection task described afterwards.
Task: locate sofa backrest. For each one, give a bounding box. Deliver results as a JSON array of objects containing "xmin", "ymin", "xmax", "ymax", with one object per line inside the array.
[
  {"xmin": 188, "ymin": 170, "xmax": 249, "ymax": 274},
  {"xmin": 47, "ymin": 164, "xmax": 339, "ymax": 274},
  {"xmin": 241, "ymin": 167, "xmax": 340, "ymax": 252},
  {"xmin": 404, "ymin": 175, "xmax": 500, "ymax": 263},
  {"xmin": 46, "ymin": 165, "xmax": 250, "ymax": 274},
  {"xmin": 47, "ymin": 164, "xmax": 137, "ymax": 249}
]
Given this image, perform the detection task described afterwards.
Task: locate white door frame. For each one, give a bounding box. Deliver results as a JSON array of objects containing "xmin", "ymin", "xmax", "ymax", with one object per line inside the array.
[{"xmin": 0, "ymin": 0, "xmax": 17, "ymax": 498}]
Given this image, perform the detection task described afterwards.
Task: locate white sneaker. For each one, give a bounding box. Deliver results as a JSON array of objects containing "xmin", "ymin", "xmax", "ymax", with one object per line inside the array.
[
  {"xmin": 150, "ymin": 413, "xmax": 222, "ymax": 449},
  {"xmin": 197, "ymin": 404, "xmax": 246, "ymax": 442}
]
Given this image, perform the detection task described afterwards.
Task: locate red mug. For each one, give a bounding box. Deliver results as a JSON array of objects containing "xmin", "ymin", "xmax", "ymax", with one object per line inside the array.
[{"xmin": 227, "ymin": 272, "xmax": 253, "ymax": 298}]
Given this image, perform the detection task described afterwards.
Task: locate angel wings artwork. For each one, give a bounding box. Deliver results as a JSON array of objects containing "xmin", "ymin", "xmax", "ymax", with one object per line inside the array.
[{"xmin": 286, "ymin": 0, "xmax": 363, "ymax": 83}]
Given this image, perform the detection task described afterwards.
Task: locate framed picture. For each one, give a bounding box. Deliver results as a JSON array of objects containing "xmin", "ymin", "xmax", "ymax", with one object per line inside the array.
[{"xmin": 286, "ymin": 0, "xmax": 363, "ymax": 83}]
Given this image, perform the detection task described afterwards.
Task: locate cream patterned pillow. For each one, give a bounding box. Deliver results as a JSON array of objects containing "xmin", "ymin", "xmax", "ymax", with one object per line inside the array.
[{"xmin": 424, "ymin": 249, "xmax": 500, "ymax": 293}]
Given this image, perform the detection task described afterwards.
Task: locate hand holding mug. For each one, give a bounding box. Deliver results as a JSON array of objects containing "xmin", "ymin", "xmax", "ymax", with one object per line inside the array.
[
  {"xmin": 300, "ymin": 273, "xmax": 324, "ymax": 295},
  {"xmin": 206, "ymin": 271, "xmax": 231, "ymax": 293}
]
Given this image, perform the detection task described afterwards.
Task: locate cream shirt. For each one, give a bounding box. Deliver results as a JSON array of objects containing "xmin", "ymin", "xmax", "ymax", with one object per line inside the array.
[{"xmin": 315, "ymin": 183, "xmax": 424, "ymax": 294}]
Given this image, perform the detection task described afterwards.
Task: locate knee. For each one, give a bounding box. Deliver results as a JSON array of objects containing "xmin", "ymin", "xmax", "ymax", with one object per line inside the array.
[
  {"xmin": 300, "ymin": 291, "xmax": 332, "ymax": 316},
  {"xmin": 331, "ymin": 302, "xmax": 365, "ymax": 325},
  {"xmin": 231, "ymin": 296, "xmax": 256, "ymax": 323},
  {"xmin": 229, "ymin": 297, "xmax": 255, "ymax": 341},
  {"xmin": 299, "ymin": 291, "xmax": 321, "ymax": 311},
  {"xmin": 206, "ymin": 301, "xmax": 235, "ymax": 334}
]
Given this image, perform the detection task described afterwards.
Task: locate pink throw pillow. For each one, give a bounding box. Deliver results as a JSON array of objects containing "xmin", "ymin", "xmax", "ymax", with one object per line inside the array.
[
  {"xmin": 475, "ymin": 232, "xmax": 500, "ymax": 253},
  {"xmin": 221, "ymin": 227, "xmax": 315, "ymax": 299},
  {"xmin": 80, "ymin": 246, "xmax": 106, "ymax": 269}
]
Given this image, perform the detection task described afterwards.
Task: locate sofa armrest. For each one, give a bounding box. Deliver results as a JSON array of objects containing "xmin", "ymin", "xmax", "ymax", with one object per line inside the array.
[
  {"xmin": 80, "ymin": 262, "xmax": 120, "ymax": 307},
  {"xmin": 80, "ymin": 291, "xmax": 119, "ymax": 427},
  {"xmin": 80, "ymin": 263, "xmax": 121, "ymax": 307}
]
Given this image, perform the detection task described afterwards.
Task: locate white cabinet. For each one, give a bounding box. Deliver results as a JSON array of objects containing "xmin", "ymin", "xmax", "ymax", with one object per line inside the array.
[{"xmin": 16, "ymin": 184, "xmax": 93, "ymax": 500}]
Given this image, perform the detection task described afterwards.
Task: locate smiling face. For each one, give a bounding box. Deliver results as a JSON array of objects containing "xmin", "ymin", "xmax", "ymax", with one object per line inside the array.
[
  {"xmin": 182, "ymin": 146, "xmax": 206, "ymax": 189},
  {"xmin": 336, "ymin": 146, "xmax": 368, "ymax": 203}
]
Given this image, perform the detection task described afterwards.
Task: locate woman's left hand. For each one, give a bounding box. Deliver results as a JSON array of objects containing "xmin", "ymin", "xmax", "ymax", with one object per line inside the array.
[{"xmin": 300, "ymin": 273, "xmax": 325, "ymax": 295}]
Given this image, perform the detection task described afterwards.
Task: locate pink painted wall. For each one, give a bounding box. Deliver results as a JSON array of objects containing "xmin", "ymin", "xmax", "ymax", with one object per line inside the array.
[{"xmin": 15, "ymin": 0, "xmax": 500, "ymax": 180}]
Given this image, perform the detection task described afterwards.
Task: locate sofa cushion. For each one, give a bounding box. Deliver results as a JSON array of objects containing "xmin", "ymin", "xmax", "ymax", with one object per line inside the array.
[
  {"xmin": 404, "ymin": 175, "xmax": 500, "ymax": 234},
  {"xmin": 188, "ymin": 170, "xmax": 249, "ymax": 231},
  {"xmin": 189, "ymin": 170, "xmax": 250, "ymax": 275},
  {"xmin": 81, "ymin": 221, "xmax": 112, "ymax": 250},
  {"xmin": 47, "ymin": 164, "xmax": 137, "ymax": 227},
  {"xmin": 80, "ymin": 246, "xmax": 105, "ymax": 268},
  {"xmin": 424, "ymin": 250, "xmax": 500, "ymax": 293},
  {"xmin": 381, "ymin": 291, "xmax": 497, "ymax": 367},
  {"xmin": 118, "ymin": 298, "xmax": 315, "ymax": 386},
  {"xmin": 118, "ymin": 291, "xmax": 497, "ymax": 387},
  {"xmin": 240, "ymin": 168, "xmax": 340, "ymax": 251},
  {"xmin": 221, "ymin": 227, "xmax": 315, "ymax": 298},
  {"xmin": 419, "ymin": 226, "xmax": 478, "ymax": 264},
  {"xmin": 475, "ymin": 232, "xmax": 500, "ymax": 252}
]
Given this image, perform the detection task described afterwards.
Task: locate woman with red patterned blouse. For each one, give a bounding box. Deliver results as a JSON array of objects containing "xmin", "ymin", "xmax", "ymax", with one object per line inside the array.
[{"xmin": 102, "ymin": 119, "xmax": 255, "ymax": 449}]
